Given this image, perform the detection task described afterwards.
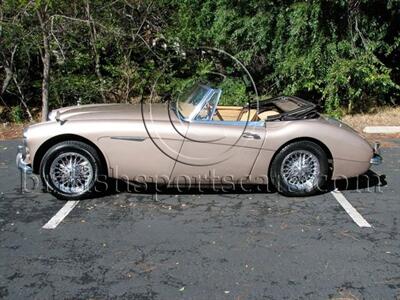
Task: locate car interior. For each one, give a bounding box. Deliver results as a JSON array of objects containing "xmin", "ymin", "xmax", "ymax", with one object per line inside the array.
[
  {"xmin": 212, "ymin": 97, "xmax": 305, "ymax": 122},
  {"xmin": 176, "ymin": 84, "xmax": 316, "ymax": 123},
  {"xmin": 212, "ymin": 105, "xmax": 280, "ymax": 122}
]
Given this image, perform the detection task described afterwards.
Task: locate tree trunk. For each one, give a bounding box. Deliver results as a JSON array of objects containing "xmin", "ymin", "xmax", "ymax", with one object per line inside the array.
[
  {"xmin": 86, "ymin": 2, "xmax": 106, "ymax": 103},
  {"xmin": 13, "ymin": 77, "xmax": 33, "ymax": 122},
  {"xmin": 1, "ymin": 45, "xmax": 17, "ymax": 96},
  {"xmin": 37, "ymin": 8, "xmax": 50, "ymax": 122},
  {"xmin": 1, "ymin": 67, "xmax": 12, "ymax": 96},
  {"xmin": 41, "ymin": 45, "xmax": 50, "ymax": 121}
]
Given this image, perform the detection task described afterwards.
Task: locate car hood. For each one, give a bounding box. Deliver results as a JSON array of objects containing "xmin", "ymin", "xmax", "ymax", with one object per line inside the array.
[{"xmin": 48, "ymin": 103, "xmax": 173, "ymax": 122}]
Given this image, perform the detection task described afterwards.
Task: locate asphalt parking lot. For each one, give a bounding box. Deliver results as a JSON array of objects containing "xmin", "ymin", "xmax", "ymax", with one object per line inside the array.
[{"xmin": 1, "ymin": 139, "xmax": 399, "ymax": 299}]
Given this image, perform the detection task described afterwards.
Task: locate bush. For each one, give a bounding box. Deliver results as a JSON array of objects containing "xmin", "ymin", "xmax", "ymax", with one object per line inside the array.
[
  {"xmin": 10, "ymin": 106, "xmax": 24, "ymax": 124},
  {"xmin": 1, "ymin": 0, "xmax": 399, "ymax": 121}
]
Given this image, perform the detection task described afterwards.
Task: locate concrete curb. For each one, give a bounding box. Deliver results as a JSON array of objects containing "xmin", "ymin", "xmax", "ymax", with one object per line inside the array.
[{"xmin": 363, "ymin": 126, "xmax": 400, "ymax": 134}]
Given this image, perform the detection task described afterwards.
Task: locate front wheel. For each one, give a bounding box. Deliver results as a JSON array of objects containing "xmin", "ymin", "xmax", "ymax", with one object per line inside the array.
[
  {"xmin": 40, "ymin": 140, "xmax": 106, "ymax": 200},
  {"xmin": 270, "ymin": 141, "xmax": 329, "ymax": 196}
]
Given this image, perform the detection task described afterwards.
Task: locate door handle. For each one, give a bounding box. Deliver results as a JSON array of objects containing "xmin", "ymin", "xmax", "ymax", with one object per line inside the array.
[{"xmin": 242, "ymin": 132, "xmax": 261, "ymax": 139}]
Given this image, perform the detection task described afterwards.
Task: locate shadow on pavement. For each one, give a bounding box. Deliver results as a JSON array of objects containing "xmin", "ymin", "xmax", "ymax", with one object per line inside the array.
[
  {"xmin": 18, "ymin": 170, "xmax": 386, "ymax": 200},
  {"xmin": 99, "ymin": 170, "xmax": 386, "ymax": 198},
  {"xmin": 328, "ymin": 170, "xmax": 387, "ymax": 192}
]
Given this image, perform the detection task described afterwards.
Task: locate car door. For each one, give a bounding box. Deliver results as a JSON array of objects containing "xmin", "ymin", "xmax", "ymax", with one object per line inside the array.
[
  {"xmin": 170, "ymin": 119, "xmax": 266, "ymax": 185},
  {"xmin": 98, "ymin": 103, "xmax": 188, "ymax": 184}
]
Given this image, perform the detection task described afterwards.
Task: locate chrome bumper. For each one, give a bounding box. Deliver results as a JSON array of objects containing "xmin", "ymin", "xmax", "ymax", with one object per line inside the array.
[
  {"xmin": 370, "ymin": 142, "xmax": 382, "ymax": 165},
  {"xmin": 16, "ymin": 145, "xmax": 32, "ymax": 174},
  {"xmin": 370, "ymin": 153, "xmax": 382, "ymax": 165}
]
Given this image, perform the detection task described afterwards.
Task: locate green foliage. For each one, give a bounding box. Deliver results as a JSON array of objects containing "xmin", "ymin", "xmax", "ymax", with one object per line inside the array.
[
  {"xmin": 10, "ymin": 106, "xmax": 24, "ymax": 123},
  {"xmin": 323, "ymin": 54, "xmax": 397, "ymax": 117},
  {"xmin": 49, "ymin": 74, "xmax": 105, "ymax": 106},
  {"xmin": 217, "ymin": 78, "xmax": 248, "ymax": 106},
  {"xmin": 163, "ymin": 0, "xmax": 400, "ymax": 116},
  {"xmin": 1, "ymin": 0, "xmax": 399, "ymax": 121}
]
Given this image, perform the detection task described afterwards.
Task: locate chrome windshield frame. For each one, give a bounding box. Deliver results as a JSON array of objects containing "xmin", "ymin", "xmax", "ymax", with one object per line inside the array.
[
  {"xmin": 175, "ymin": 84, "xmax": 221, "ymax": 122},
  {"xmin": 187, "ymin": 85, "xmax": 215, "ymax": 121},
  {"xmin": 173, "ymin": 84, "xmax": 264, "ymax": 127}
]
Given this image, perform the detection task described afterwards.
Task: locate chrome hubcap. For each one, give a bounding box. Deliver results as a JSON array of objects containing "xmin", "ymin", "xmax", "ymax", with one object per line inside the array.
[
  {"xmin": 280, "ymin": 150, "xmax": 320, "ymax": 191},
  {"xmin": 49, "ymin": 152, "xmax": 94, "ymax": 194}
]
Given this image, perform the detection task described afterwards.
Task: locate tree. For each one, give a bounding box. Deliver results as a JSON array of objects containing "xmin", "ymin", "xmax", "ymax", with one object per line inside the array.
[
  {"xmin": 36, "ymin": 2, "xmax": 51, "ymax": 121},
  {"xmin": 1, "ymin": 0, "xmax": 399, "ymax": 122}
]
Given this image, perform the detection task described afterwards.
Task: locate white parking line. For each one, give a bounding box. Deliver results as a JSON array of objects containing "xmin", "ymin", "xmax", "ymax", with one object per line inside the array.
[
  {"xmin": 331, "ymin": 190, "xmax": 372, "ymax": 228},
  {"xmin": 42, "ymin": 201, "xmax": 80, "ymax": 229}
]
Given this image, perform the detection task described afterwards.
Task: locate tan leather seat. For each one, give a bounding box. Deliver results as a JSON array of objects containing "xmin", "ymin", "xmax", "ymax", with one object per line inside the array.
[
  {"xmin": 258, "ymin": 110, "xmax": 280, "ymax": 120},
  {"xmin": 215, "ymin": 106, "xmax": 242, "ymax": 121},
  {"xmin": 214, "ymin": 106, "xmax": 280, "ymax": 122},
  {"xmin": 239, "ymin": 109, "xmax": 258, "ymax": 121}
]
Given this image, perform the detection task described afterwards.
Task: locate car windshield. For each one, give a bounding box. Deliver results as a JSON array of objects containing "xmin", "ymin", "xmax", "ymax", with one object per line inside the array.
[
  {"xmin": 176, "ymin": 84, "xmax": 219, "ymax": 121},
  {"xmin": 194, "ymin": 89, "xmax": 221, "ymax": 121}
]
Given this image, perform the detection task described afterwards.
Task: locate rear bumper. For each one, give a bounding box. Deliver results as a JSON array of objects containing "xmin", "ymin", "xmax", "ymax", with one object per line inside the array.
[
  {"xmin": 16, "ymin": 145, "xmax": 32, "ymax": 174},
  {"xmin": 370, "ymin": 153, "xmax": 382, "ymax": 165},
  {"xmin": 370, "ymin": 142, "xmax": 382, "ymax": 165}
]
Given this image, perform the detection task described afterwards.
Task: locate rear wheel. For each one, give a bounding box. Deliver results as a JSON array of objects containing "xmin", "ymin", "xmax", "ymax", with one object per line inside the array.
[
  {"xmin": 270, "ymin": 141, "xmax": 329, "ymax": 196},
  {"xmin": 40, "ymin": 140, "xmax": 106, "ymax": 200}
]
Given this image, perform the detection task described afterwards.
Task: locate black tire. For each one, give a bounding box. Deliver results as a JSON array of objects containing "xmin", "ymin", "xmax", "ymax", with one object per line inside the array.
[
  {"xmin": 270, "ymin": 141, "xmax": 329, "ymax": 196},
  {"xmin": 40, "ymin": 140, "xmax": 107, "ymax": 200}
]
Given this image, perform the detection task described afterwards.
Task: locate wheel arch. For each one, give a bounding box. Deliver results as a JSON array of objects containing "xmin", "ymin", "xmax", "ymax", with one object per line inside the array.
[
  {"xmin": 33, "ymin": 134, "xmax": 108, "ymax": 175},
  {"xmin": 268, "ymin": 137, "xmax": 334, "ymax": 179}
]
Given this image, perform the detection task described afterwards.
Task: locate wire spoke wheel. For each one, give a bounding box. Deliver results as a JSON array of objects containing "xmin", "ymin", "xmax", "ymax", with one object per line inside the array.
[
  {"xmin": 280, "ymin": 150, "xmax": 320, "ymax": 191},
  {"xmin": 49, "ymin": 152, "xmax": 94, "ymax": 195}
]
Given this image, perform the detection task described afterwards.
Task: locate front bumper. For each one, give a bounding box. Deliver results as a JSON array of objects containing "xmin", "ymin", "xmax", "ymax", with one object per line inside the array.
[
  {"xmin": 370, "ymin": 142, "xmax": 382, "ymax": 165},
  {"xmin": 16, "ymin": 145, "xmax": 32, "ymax": 174}
]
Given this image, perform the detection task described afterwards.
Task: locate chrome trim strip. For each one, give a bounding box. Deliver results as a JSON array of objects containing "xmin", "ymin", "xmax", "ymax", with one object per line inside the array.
[
  {"xmin": 193, "ymin": 120, "xmax": 265, "ymax": 127},
  {"xmin": 110, "ymin": 136, "xmax": 146, "ymax": 142}
]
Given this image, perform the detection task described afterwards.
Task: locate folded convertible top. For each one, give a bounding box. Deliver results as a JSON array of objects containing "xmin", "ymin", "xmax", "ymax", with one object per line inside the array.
[{"xmin": 250, "ymin": 96, "xmax": 319, "ymax": 121}]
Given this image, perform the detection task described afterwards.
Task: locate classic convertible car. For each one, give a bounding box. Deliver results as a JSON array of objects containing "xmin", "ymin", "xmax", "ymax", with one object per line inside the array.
[{"xmin": 17, "ymin": 83, "xmax": 381, "ymax": 199}]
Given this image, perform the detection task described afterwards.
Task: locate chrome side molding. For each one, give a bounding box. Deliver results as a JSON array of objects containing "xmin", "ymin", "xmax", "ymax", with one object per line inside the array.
[{"xmin": 110, "ymin": 136, "xmax": 146, "ymax": 142}]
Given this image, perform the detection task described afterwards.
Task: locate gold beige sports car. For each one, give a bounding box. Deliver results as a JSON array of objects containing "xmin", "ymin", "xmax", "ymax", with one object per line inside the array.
[{"xmin": 17, "ymin": 83, "xmax": 382, "ymax": 200}]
